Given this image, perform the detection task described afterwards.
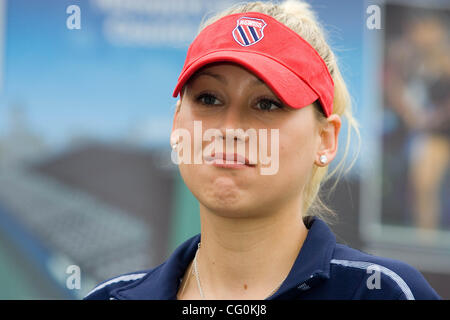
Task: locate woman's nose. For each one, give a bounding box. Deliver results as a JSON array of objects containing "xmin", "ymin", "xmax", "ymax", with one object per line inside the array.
[{"xmin": 217, "ymin": 100, "xmax": 249, "ymax": 135}]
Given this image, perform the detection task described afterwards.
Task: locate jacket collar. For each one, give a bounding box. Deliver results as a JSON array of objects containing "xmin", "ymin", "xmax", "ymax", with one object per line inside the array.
[{"xmin": 112, "ymin": 216, "xmax": 336, "ymax": 300}]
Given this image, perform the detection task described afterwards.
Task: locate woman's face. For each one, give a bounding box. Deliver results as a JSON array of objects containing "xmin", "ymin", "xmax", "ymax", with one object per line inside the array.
[{"xmin": 172, "ymin": 62, "xmax": 331, "ymax": 218}]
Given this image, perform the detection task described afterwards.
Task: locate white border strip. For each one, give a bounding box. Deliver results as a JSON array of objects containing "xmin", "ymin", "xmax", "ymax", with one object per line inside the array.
[
  {"xmin": 331, "ymin": 259, "xmax": 415, "ymax": 300},
  {"xmin": 85, "ymin": 273, "xmax": 147, "ymax": 298}
]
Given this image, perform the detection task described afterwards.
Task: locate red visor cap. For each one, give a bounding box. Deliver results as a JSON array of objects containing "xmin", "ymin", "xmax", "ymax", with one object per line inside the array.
[{"xmin": 172, "ymin": 12, "xmax": 334, "ymax": 117}]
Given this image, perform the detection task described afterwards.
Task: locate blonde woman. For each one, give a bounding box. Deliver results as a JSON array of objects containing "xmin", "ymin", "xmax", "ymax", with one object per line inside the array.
[{"xmin": 85, "ymin": 0, "xmax": 440, "ymax": 300}]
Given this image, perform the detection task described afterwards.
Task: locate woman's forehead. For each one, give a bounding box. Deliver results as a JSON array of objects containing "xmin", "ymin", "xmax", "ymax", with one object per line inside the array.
[{"xmin": 192, "ymin": 62, "xmax": 264, "ymax": 83}]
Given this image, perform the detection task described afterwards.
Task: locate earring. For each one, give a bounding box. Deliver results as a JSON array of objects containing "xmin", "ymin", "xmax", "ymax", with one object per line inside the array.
[
  {"xmin": 319, "ymin": 155, "xmax": 328, "ymax": 164},
  {"xmin": 171, "ymin": 141, "xmax": 180, "ymax": 165}
]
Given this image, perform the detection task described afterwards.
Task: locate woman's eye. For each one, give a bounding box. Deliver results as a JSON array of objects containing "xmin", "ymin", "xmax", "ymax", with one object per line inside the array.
[
  {"xmin": 196, "ymin": 93, "xmax": 221, "ymax": 106},
  {"xmin": 195, "ymin": 93, "xmax": 282, "ymax": 111},
  {"xmin": 256, "ymin": 98, "xmax": 283, "ymax": 111}
]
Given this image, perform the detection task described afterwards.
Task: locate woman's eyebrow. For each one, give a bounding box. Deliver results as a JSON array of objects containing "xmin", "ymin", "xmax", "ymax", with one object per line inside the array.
[
  {"xmin": 193, "ymin": 71, "xmax": 228, "ymax": 84},
  {"xmin": 191, "ymin": 70, "xmax": 264, "ymax": 86}
]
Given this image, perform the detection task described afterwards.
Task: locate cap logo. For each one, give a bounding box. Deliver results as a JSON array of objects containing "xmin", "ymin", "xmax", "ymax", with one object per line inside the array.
[{"xmin": 232, "ymin": 17, "xmax": 267, "ymax": 47}]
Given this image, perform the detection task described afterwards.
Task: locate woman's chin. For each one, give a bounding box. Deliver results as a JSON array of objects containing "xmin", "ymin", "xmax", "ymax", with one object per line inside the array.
[
  {"xmin": 182, "ymin": 167, "xmax": 271, "ymax": 218},
  {"xmin": 199, "ymin": 186, "xmax": 265, "ymax": 219}
]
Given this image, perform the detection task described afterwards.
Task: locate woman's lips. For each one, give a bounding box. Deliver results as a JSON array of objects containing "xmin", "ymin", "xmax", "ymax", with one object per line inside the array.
[{"xmin": 204, "ymin": 152, "xmax": 256, "ymax": 168}]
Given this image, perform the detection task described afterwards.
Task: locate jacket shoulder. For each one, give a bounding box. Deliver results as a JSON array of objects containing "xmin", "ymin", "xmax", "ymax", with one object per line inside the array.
[
  {"xmin": 83, "ymin": 267, "xmax": 160, "ymax": 300},
  {"xmin": 331, "ymin": 243, "xmax": 441, "ymax": 300}
]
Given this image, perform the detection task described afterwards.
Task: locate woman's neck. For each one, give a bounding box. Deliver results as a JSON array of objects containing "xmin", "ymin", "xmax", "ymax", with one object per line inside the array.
[{"xmin": 192, "ymin": 201, "xmax": 309, "ymax": 300}]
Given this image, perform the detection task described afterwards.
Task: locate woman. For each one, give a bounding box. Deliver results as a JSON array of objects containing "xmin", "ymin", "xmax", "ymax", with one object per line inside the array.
[
  {"xmin": 384, "ymin": 15, "xmax": 450, "ymax": 240},
  {"xmin": 85, "ymin": 0, "xmax": 440, "ymax": 300}
]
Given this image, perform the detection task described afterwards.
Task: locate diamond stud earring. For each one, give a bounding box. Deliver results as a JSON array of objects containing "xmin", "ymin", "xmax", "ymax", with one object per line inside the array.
[{"xmin": 319, "ymin": 155, "xmax": 328, "ymax": 164}]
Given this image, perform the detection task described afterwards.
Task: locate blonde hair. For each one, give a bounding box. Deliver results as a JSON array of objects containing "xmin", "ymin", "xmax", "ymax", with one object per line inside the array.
[{"xmin": 190, "ymin": 0, "xmax": 361, "ymax": 222}]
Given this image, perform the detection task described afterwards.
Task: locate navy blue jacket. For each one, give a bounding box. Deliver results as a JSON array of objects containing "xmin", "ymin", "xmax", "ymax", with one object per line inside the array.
[{"xmin": 84, "ymin": 217, "xmax": 441, "ymax": 300}]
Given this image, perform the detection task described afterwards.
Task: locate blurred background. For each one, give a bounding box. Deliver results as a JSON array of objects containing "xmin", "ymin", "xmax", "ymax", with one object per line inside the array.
[{"xmin": 0, "ymin": 0, "xmax": 448, "ymax": 299}]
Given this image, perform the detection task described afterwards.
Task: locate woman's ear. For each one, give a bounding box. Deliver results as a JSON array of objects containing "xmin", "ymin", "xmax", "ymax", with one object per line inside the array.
[{"xmin": 315, "ymin": 114, "xmax": 341, "ymax": 166}]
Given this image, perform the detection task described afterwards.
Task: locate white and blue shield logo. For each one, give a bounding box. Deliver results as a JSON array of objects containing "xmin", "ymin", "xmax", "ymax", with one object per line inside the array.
[{"xmin": 232, "ymin": 17, "xmax": 267, "ymax": 47}]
